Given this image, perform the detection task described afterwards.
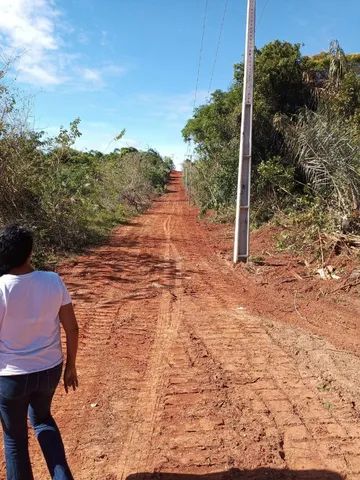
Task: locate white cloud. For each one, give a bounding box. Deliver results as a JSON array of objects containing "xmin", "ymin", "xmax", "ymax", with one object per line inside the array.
[
  {"xmin": 78, "ymin": 64, "xmax": 127, "ymax": 88},
  {"xmin": 0, "ymin": 0, "xmax": 62, "ymax": 85},
  {"xmin": 0, "ymin": 0, "xmax": 58, "ymax": 50},
  {"xmin": 20, "ymin": 64, "xmax": 63, "ymax": 85},
  {"xmin": 0, "ymin": 0, "xmax": 127, "ymax": 88}
]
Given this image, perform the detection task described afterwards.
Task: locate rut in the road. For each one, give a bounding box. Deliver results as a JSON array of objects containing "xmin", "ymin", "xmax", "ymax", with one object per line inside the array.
[{"xmin": 3, "ymin": 172, "xmax": 360, "ymax": 480}]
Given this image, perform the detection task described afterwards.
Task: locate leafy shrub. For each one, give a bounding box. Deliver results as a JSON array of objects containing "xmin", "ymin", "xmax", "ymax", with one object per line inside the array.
[
  {"xmin": 182, "ymin": 40, "xmax": 360, "ymax": 242},
  {"xmin": 0, "ymin": 70, "xmax": 173, "ymax": 264},
  {"xmin": 280, "ymin": 109, "xmax": 360, "ymax": 220}
]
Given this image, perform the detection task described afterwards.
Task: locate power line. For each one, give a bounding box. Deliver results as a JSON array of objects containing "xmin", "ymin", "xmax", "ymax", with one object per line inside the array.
[
  {"xmin": 257, "ymin": 0, "xmax": 270, "ymax": 27},
  {"xmin": 208, "ymin": 0, "xmax": 229, "ymax": 95},
  {"xmin": 193, "ymin": 0, "xmax": 209, "ymax": 111},
  {"xmin": 184, "ymin": 0, "xmax": 209, "ymax": 165}
]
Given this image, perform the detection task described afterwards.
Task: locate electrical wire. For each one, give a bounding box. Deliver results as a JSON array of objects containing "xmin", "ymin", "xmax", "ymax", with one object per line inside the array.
[
  {"xmin": 208, "ymin": 0, "xmax": 229, "ymax": 95},
  {"xmin": 184, "ymin": 0, "xmax": 209, "ymax": 164},
  {"xmin": 257, "ymin": 0, "xmax": 271, "ymax": 27},
  {"xmin": 193, "ymin": 0, "xmax": 209, "ymax": 111}
]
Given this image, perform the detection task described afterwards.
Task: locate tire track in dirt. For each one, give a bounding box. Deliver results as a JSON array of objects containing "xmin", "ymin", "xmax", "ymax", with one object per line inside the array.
[
  {"xmin": 116, "ymin": 205, "xmax": 183, "ymax": 479},
  {"xmin": 111, "ymin": 175, "xmax": 360, "ymax": 478},
  {"xmin": 163, "ymin": 174, "xmax": 360, "ymax": 478},
  {"xmin": 25, "ymin": 211, "xmax": 175, "ymax": 479},
  {"xmin": 2, "ymin": 173, "xmax": 360, "ymax": 480}
]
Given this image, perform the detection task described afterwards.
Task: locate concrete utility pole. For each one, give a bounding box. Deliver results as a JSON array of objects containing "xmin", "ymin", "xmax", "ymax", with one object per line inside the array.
[{"xmin": 233, "ymin": 0, "xmax": 256, "ymax": 263}]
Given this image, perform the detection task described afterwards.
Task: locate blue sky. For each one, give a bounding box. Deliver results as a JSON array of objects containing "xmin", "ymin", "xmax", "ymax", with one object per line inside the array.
[{"xmin": 1, "ymin": 0, "xmax": 359, "ymax": 166}]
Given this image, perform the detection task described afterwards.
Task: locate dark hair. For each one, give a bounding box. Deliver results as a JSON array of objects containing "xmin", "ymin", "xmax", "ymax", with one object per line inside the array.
[{"xmin": 0, "ymin": 225, "xmax": 33, "ymax": 276}]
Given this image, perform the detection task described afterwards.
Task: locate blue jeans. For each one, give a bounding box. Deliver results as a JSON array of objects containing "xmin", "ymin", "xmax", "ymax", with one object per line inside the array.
[{"xmin": 0, "ymin": 362, "xmax": 74, "ymax": 480}]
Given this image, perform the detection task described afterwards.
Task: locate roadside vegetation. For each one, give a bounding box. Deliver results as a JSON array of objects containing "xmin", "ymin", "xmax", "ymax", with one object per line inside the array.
[
  {"xmin": 182, "ymin": 41, "xmax": 360, "ymax": 258},
  {"xmin": 0, "ymin": 66, "xmax": 173, "ymax": 265}
]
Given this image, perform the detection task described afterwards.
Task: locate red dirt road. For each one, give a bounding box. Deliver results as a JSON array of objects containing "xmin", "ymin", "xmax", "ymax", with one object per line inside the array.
[{"xmin": 2, "ymin": 172, "xmax": 360, "ymax": 479}]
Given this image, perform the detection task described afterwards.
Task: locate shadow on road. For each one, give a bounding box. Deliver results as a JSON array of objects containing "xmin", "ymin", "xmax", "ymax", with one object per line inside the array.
[{"xmin": 126, "ymin": 468, "xmax": 344, "ymax": 480}]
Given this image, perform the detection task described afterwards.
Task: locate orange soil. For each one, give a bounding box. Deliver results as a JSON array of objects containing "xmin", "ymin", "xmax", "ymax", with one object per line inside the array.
[{"xmin": 1, "ymin": 172, "xmax": 360, "ymax": 480}]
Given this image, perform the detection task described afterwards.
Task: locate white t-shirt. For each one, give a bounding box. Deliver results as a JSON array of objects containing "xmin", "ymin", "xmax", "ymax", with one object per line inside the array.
[{"xmin": 0, "ymin": 271, "xmax": 71, "ymax": 375}]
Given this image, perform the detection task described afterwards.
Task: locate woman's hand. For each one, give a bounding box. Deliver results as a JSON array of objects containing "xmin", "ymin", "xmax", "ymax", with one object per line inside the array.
[
  {"xmin": 64, "ymin": 363, "xmax": 78, "ymax": 393},
  {"xmin": 59, "ymin": 302, "xmax": 79, "ymax": 393}
]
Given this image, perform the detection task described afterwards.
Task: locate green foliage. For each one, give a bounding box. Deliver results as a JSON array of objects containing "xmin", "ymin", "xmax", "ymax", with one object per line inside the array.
[
  {"xmin": 251, "ymin": 41, "xmax": 312, "ymax": 116},
  {"xmin": 251, "ymin": 156, "xmax": 297, "ymax": 226},
  {"xmin": 275, "ymin": 202, "xmax": 333, "ymax": 254},
  {"xmin": 182, "ymin": 151, "xmax": 238, "ymax": 213},
  {"xmin": 256, "ymin": 156, "xmax": 295, "ymax": 196},
  {"xmin": 182, "ymin": 40, "xmax": 314, "ymax": 217},
  {"xmin": 326, "ymin": 71, "xmax": 360, "ymax": 119},
  {"xmin": 0, "ymin": 72, "xmax": 172, "ymax": 264},
  {"xmin": 55, "ymin": 117, "xmax": 82, "ymax": 149},
  {"xmin": 114, "ymin": 128, "xmax": 126, "ymax": 142},
  {"xmin": 182, "ymin": 39, "xmax": 360, "ymax": 239},
  {"xmin": 279, "ymin": 108, "xmax": 360, "ymax": 216},
  {"xmin": 118, "ymin": 146, "xmax": 138, "ymax": 156},
  {"xmin": 107, "ymin": 148, "xmax": 173, "ymax": 213}
]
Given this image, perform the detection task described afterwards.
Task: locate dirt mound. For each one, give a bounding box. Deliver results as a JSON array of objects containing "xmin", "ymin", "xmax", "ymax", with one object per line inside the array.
[{"xmin": 204, "ymin": 219, "xmax": 360, "ymax": 355}]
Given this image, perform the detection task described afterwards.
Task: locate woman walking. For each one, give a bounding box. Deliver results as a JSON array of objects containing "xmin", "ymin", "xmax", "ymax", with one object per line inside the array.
[{"xmin": 0, "ymin": 224, "xmax": 79, "ymax": 480}]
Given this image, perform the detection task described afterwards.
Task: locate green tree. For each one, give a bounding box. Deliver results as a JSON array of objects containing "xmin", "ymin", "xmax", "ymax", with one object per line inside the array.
[
  {"xmin": 182, "ymin": 39, "xmax": 360, "ymax": 234},
  {"xmin": 182, "ymin": 41, "xmax": 313, "ymax": 212}
]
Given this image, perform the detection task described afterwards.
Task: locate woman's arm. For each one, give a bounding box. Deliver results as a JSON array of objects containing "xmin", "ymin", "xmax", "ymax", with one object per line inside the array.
[{"xmin": 59, "ymin": 303, "xmax": 79, "ymax": 393}]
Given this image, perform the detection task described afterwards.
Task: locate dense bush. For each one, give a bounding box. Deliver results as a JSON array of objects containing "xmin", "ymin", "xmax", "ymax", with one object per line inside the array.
[
  {"xmin": 182, "ymin": 40, "xmax": 360, "ymax": 240},
  {"xmin": 280, "ymin": 109, "xmax": 360, "ymax": 217},
  {"xmin": 0, "ymin": 71, "xmax": 173, "ymax": 263}
]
